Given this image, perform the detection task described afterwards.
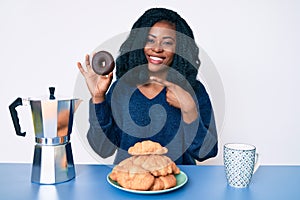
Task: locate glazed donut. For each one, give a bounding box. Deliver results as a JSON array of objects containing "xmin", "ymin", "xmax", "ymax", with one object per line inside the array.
[{"xmin": 91, "ymin": 51, "xmax": 115, "ymax": 75}]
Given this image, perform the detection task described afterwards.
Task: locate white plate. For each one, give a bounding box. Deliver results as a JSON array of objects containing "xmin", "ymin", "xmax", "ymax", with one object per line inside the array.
[{"xmin": 107, "ymin": 171, "xmax": 188, "ymax": 194}]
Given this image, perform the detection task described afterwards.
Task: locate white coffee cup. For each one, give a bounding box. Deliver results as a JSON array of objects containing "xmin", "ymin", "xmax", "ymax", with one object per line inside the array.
[{"xmin": 223, "ymin": 143, "xmax": 259, "ymax": 188}]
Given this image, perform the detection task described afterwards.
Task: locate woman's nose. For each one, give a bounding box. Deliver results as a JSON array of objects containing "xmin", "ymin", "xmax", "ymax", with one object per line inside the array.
[{"xmin": 151, "ymin": 43, "xmax": 163, "ymax": 52}]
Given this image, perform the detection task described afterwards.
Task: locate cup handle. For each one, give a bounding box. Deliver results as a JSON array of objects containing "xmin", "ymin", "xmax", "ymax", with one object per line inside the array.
[{"xmin": 253, "ymin": 153, "xmax": 260, "ymax": 174}]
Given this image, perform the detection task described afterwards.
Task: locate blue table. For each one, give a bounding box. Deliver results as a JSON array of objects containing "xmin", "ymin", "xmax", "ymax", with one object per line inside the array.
[{"xmin": 0, "ymin": 163, "xmax": 299, "ymax": 200}]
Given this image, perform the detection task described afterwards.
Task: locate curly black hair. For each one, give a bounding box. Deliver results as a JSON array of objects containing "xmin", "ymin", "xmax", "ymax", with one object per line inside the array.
[{"xmin": 115, "ymin": 7, "xmax": 200, "ymax": 90}]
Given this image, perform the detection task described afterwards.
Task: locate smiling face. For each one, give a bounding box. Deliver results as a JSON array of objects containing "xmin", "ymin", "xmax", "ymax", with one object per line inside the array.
[{"xmin": 144, "ymin": 21, "xmax": 176, "ymax": 76}]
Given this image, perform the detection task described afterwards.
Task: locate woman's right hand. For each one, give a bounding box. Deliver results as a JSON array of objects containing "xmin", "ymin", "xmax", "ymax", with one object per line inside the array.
[{"xmin": 77, "ymin": 54, "xmax": 113, "ymax": 104}]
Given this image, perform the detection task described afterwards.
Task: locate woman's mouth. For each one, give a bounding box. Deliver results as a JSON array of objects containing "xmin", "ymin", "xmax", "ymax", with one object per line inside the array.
[{"xmin": 149, "ymin": 56, "xmax": 164, "ymax": 64}]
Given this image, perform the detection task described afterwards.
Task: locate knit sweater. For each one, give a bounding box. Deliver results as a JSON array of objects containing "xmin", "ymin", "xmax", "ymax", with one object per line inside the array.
[{"xmin": 87, "ymin": 80, "xmax": 218, "ymax": 165}]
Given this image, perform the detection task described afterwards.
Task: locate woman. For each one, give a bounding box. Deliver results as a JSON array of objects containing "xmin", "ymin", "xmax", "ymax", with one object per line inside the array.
[{"xmin": 77, "ymin": 8, "xmax": 218, "ymax": 165}]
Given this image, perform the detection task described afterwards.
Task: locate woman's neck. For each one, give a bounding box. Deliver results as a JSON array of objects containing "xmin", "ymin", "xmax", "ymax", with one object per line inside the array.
[
  {"xmin": 148, "ymin": 69, "xmax": 168, "ymax": 80},
  {"xmin": 137, "ymin": 82, "xmax": 165, "ymax": 100},
  {"xmin": 136, "ymin": 68, "xmax": 168, "ymax": 99}
]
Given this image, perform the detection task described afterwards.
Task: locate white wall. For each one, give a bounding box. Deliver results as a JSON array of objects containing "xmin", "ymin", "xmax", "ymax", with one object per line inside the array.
[{"xmin": 1, "ymin": 0, "xmax": 299, "ymax": 165}]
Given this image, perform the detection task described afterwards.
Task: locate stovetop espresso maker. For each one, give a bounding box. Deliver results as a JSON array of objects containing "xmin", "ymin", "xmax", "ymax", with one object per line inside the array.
[{"xmin": 9, "ymin": 87, "xmax": 82, "ymax": 184}]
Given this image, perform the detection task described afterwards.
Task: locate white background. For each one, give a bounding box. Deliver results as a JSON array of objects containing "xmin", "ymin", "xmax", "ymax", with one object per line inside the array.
[{"xmin": 1, "ymin": 0, "xmax": 299, "ymax": 165}]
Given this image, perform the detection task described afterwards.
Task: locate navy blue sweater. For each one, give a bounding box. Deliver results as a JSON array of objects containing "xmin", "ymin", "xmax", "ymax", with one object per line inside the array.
[{"xmin": 87, "ymin": 80, "xmax": 218, "ymax": 165}]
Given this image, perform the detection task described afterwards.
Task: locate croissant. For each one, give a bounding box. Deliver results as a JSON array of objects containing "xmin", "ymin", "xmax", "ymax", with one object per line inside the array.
[
  {"xmin": 128, "ymin": 140, "xmax": 168, "ymax": 155},
  {"xmin": 150, "ymin": 174, "xmax": 177, "ymax": 191},
  {"xmin": 141, "ymin": 155, "xmax": 180, "ymax": 176},
  {"xmin": 109, "ymin": 140, "xmax": 180, "ymax": 191}
]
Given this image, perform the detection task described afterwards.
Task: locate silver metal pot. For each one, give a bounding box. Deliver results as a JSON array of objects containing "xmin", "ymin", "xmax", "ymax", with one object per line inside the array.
[{"xmin": 9, "ymin": 87, "xmax": 82, "ymax": 184}]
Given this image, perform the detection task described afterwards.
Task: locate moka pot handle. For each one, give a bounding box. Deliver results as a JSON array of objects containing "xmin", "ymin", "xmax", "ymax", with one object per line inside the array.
[{"xmin": 9, "ymin": 97, "xmax": 26, "ymax": 137}]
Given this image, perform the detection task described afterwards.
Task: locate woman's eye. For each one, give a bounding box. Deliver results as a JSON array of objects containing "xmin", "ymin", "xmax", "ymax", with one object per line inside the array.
[
  {"xmin": 163, "ymin": 41, "xmax": 174, "ymax": 46},
  {"xmin": 146, "ymin": 38, "xmax": 155, "ymax": 43}
]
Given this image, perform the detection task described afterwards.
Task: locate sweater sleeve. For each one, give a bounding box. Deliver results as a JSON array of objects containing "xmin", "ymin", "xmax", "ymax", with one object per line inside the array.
[
  {"xmin": 86, "ymin": 98, "xmax": 118, "ymax": 158},
  {"xmin": 182, "ymin": 83, "xmax": 218, "ymax": 162}
]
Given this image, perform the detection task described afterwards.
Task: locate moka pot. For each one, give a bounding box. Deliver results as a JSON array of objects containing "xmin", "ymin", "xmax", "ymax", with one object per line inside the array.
[{"xmin": 9, "ymin": 87, "xmax": 82, "ymax": 184}]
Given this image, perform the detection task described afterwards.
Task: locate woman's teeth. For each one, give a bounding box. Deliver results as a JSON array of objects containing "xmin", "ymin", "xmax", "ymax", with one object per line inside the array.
[{"xmin": 150, "ymin": 56, "xmax": 163, "ymax": 61}]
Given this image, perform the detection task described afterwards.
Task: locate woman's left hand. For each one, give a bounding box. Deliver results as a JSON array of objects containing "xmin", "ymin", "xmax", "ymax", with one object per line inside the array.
[{"xmin": 150, "ymin": 76, "xmax": 198, "ymax": 124}]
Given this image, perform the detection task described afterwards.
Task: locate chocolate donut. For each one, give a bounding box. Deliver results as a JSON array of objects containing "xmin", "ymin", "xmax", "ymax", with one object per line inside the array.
[{"xmin": 91, "ymin": 51, "xmax": 115, "ymax": 75}]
